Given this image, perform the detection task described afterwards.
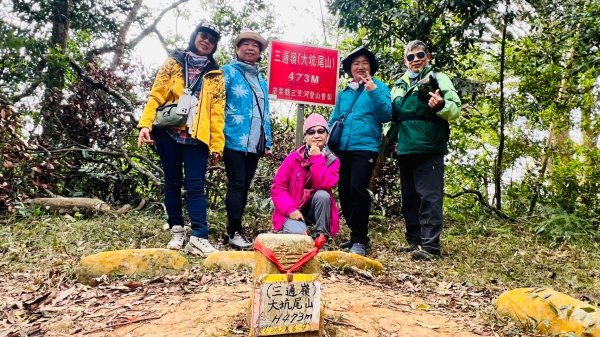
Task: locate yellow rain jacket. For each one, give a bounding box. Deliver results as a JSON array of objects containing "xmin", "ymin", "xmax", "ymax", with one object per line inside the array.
[{"xmin": 137, "ymin": 58, "xmax": 225, "ymax": 153}]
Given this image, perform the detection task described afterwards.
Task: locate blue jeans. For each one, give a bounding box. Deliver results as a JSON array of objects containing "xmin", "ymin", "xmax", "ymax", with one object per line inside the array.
[{"xmin": 153, "ymin": 129, "xmax": 209, "ymax": 238}]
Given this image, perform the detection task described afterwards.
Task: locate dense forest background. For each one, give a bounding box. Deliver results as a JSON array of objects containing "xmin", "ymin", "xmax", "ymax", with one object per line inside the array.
[{"xmin": 1, "ymin": 0, "xmax": 598, "ymax": 244}]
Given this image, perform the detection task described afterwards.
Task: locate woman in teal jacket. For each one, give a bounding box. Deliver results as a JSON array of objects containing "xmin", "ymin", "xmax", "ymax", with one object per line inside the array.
[
  {"xmin": 388, "ymin": 40, "xmax": 460, "ymax": 260},
  {"xmin": 328, "ymin": 47, "xmax": 392, "ymax": 256}
]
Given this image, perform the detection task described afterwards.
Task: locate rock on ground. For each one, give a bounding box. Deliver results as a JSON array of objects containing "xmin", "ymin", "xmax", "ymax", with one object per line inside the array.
[{"xmin": 77, "ymin": 248, "xmax": 188, "ymax": 285}]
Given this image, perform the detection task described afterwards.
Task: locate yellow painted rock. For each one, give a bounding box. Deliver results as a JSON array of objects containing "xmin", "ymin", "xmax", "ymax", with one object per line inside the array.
[
  {"xmin": 317, "ymin": 251, "xmax": 384, "ymax": 274},
  {"xmin": 496, "ymin": 287, "xmax": 600, "ymax": 336},
  {"xmin": 77, "ymin": 248, "xmax": 188, "ymax": 285},
  {"xmin": 203, "ymin": 251, "xmax": 254, "ymax": 270}
]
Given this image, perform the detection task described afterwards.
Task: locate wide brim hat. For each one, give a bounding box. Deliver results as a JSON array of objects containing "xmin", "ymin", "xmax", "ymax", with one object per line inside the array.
[
  {"xmin": 341, "ymin": 46, "xmax": 378, "ymax": 76},
  {"xmin": 234, "ymin": 31, "xmax": 268, "ymax": 52}
]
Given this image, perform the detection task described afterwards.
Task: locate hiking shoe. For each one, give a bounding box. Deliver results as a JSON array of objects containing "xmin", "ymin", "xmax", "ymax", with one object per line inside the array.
[
  {"xmin": 349, "ymin": 243, "xmax": 367, "ymax": 256},
  {"xmin": 227, "ymin": 231, "xmax": 253, "ymax": 250},
  {"xmin": 410, "ymin": 249, "xmax": 439, "ymax": 261},
  {"xmin": 339, "ymin": 241, "xmax": 353, "ymax": 250},
  {"xmin": 184, "ymin": 236, "xmax": 218, "ymax": 257},
  {"xmin": 166, "ymin": 225, "xmax": 185, "ymax": 250},
  {"xmin": 397, "ymin": 244, "xmax": 419, "ymax": 253}
]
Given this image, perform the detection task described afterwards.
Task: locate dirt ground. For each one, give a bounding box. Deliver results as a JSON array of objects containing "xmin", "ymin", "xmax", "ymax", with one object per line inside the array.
[
  {"xmin": 3, "ymin": 262, "xmax": 497, "ymax": 337},
  {"xmin": 76, "ymin": 279, "xmax": 485, "ymax": 337}
]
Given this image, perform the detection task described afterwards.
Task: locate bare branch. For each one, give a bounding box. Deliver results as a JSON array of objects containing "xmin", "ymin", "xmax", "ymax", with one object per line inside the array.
[
  {"xmin": 127, "ymin": 0, "xmax": 191, "ymax": 49},
  {"xmin": 111, "ymin": 0, "xmax": 144, "ymax": 67},
  {"xmin": 28, "ymin": 145, "xmax": 163, "ymax": 184},
  {"xmin": 122, "ymin": 150, "xmax": 162, "ymax": 185},
  {"xmin": 11, "ymin": 79, "xmax": 43, "ymax": 103},
  {"xmin": 87, "ymin": 0, "xmax": 190, "ymax": 59},
  {"xmin": 68, "ymin": 60, "xmax": 134, "ymax": 111},
  {"xmin": 154, "ymin": 29, "xmax": 170, "ymax": 53},
  {"xmin": 446, "ymin": 188, "xmax": 512, "ymax": 220}
]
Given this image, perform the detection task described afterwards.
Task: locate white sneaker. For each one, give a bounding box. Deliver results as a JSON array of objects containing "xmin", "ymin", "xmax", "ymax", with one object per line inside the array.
[
  {"xmin": 166, "ymin": 225, "xmax": 185, "ymax": 250},
  {"xmin": 228, "ymin": 231, "xmax": 253, "ymax": 250},
  {"xmin": 184, "ymin": 236, "xmax": 218, "ymax": 257}
]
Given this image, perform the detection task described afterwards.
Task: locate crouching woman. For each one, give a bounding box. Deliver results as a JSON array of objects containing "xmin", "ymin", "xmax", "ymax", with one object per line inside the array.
[{"xmin": 271, "ymin": 114, "xmax": 340, "ymax": 241}]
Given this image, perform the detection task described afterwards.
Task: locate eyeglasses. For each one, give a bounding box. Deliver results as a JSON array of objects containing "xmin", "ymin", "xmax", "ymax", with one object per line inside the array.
[
  {"xmin": 305, "ymin": 128, "xmax": 328, "ymax": 136},
  {"xmin": 198, "ymin": 32, "xmax": 216, "ymax": 45},
  {"xmin": 406, "ymin": 51, "xmax": 426, "ymax": 62}
]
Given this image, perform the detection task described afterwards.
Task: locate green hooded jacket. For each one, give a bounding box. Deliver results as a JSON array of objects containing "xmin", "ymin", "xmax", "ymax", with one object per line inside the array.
[{"xmin": 387, "ymin": 65, "xmax": 461, "ymax": 156}]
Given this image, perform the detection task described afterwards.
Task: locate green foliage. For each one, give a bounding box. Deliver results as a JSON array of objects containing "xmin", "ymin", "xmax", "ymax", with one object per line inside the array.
[
  {"xmin": 327, "ymin": 0, "xmax": 500, "ymax": 78},
  {"xmin": 533, "ymin": 208, "xmax": 599, "ymax": 245}
]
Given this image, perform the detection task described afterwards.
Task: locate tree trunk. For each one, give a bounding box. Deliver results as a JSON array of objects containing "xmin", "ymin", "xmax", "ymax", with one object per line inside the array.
[
  {"xmin": 30, "ymin": 197, "xmax": 111, "ymax": 213},
  {"xmin": 111, "ymin": 0, "xmax": 143, "ymax": 67},
  {"xmin": 42, "ymin": 0, "xmax": 71, "ymax": 142},
  {"xmin": 528, "ymin": 46, "xmax": 574, "ymax": 215},
  {"xmin": 494, "ymin": 3, "xmax": 509, "ymax": 211}
]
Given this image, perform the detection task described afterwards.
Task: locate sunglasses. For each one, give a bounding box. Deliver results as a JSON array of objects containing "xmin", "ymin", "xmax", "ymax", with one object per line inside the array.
[
  {"xmin": 198, "ymin": 32, "xmax": 217, "ymax": 45},
  {"xmin": 305, "ymin": 128, "xmax": 328, "ymax": 136},
  {"xmin": 406, "ymin": 51, "xmax": 426, "ymax": 62}
]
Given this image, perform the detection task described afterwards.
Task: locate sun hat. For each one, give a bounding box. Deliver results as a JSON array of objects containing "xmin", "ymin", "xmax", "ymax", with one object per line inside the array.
[
  {"xmin": 234, "ymin": 31, "xmax": 268, "ymax": 52},
  {"xmin": 341, "ymin": 46, "xmax": 378, "ymax": 76},
  {"xmin": 303, "ymin": 113, "xmax": 329, "ymax": 134}
]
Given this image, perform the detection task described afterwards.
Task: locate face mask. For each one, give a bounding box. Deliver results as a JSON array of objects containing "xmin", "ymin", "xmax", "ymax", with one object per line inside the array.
[
  {"xmin": 348, "ymin": 81, "xmax": 360, "ymax": 90},
  {"xmin": 408, "ymin": 70, "xmax": 420, "ymax": 79}
]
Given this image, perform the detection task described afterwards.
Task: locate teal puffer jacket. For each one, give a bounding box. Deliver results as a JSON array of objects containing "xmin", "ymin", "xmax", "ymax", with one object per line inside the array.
[{"xmin": 328, "ymin": 78, "xmax": 392, "ymax": 153}]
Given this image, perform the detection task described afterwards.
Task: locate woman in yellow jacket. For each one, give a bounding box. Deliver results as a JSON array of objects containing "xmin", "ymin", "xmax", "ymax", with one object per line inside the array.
[{"xmin": 137, "ymin": 22, "xmax": 225, "ymax": 257}]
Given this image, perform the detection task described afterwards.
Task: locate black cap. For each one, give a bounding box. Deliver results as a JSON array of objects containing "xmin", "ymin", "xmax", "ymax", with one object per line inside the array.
[
  {"xmin": 188, "ymin": 22, "xmax": 221, "ymax": 55},
  {"xmin": 341, "ymin": 46, "xmax": 378, "ymax": 76}
]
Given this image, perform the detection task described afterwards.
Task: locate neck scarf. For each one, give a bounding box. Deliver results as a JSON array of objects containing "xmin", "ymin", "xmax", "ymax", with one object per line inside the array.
[
  {"xmin": 407, "ymin": 70, "xmax": 420, "ymax": 79},
  {"xmin": 185, "ymin": 52, "xmax": 210, "ymax": 69},
  {"xmin": 348, "ymin": 81, "xmax": 360, "ymax": 90}
]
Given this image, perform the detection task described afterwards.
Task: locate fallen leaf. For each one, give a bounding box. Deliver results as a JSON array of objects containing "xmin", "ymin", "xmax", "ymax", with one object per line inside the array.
[
  {"xmin": 123, "ymin": 281, "xmax": 143, "ymax": 289},
  {"xmin": 200, "ymin": 274, "xmax": 212, "ymax": 285},
  {"xmin": 415, "ymin": 320, "xmax": 439, "ymax": 329},
  {"xmin": 52, "ymin": 286, "xmax": 77, "ymax": 305},
  {"xmin": 24, "ymin": 292, "xmax": 51, "ymax": 311},
  {"xmin": 417, "ymin": 303, "xmax": 430, "ymax": 311}
]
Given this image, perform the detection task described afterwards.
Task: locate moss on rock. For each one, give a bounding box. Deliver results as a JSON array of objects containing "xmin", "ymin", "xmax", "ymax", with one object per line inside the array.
[
  {"xmin": 317, "ymin": 251, "xmax": 384, "ymax": 274},
  {"xmin": 204, "ymin": 251, "xmax": 255, "ymax": 270},
  {"xmin": 77, "ymin": 248, "xmax": 188, "ymax": 285},
  {"xmin": 496, "ymin": 287, "xmax": 600, "ymax": 337}
]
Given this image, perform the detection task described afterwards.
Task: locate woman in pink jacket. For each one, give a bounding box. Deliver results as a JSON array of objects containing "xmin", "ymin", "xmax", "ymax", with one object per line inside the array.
[{"xmin": 271, "ymin": 113, "xmax": 340, "ymax": 240}]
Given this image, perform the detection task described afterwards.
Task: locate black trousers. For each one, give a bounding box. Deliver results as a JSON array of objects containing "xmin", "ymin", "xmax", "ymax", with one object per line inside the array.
[
  {"xmin": 223, "ymin": 148, "xmax": 260, "ymax": 235},
  {"xmin": 336, "ymin": 150, "xmax": 378, "ymax": 245},
  {"xmin": 397, "ymin": 154, "xmax": 444, "ymax": 255}
]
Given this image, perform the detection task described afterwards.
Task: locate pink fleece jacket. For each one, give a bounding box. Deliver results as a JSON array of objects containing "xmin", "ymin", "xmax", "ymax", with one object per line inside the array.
[{"xmin": 271, "ymin": 145, "xmax": 340, "ymax": 236}]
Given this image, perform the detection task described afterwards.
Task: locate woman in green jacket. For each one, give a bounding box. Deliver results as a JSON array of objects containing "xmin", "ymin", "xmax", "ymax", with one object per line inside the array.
[{"xmin": 388, "ymin": 40, "xmax": 460, "ymax": 260}]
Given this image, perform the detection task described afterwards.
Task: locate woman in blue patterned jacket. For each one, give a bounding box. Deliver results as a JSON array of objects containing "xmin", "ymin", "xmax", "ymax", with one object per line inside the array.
[{"xmin": 221, "ymin": 31, "xmax": 272, "ymax": 249}]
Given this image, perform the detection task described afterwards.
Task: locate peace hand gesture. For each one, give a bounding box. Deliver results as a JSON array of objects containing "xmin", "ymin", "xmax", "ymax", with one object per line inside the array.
[{"xmin": 358, "ymin": 74, "xmax": 378, "ymax": 92}]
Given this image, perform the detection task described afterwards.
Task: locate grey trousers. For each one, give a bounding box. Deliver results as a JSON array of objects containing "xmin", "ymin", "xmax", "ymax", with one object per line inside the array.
[{"xmin": 282, "ymin": 190, "xmax": 331, "ymax": 237}]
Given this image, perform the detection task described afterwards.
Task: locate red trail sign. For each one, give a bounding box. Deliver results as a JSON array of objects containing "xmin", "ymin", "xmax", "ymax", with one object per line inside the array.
[{"xmin": 268, "ymin": 40, "xmax": 339, "ymax": 107}]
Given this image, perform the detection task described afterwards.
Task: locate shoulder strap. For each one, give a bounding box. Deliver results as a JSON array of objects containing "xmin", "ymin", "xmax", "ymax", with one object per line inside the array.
[
  {"xmin": 233, "ymin": 67, "xmax": 266, "ymax": 125},
  {"xmin": 339, "ymin": 86, "xmax": 364, "ymax": 122},
  {"xmin": 234, "ymin": 68, "xmax": 264, "ymax": 120}
]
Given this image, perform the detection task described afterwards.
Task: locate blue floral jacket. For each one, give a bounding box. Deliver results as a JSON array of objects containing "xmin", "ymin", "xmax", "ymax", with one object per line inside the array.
[{"xmin": 222, "ymin": 61, "xmax": 272, "ymax": 152}]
